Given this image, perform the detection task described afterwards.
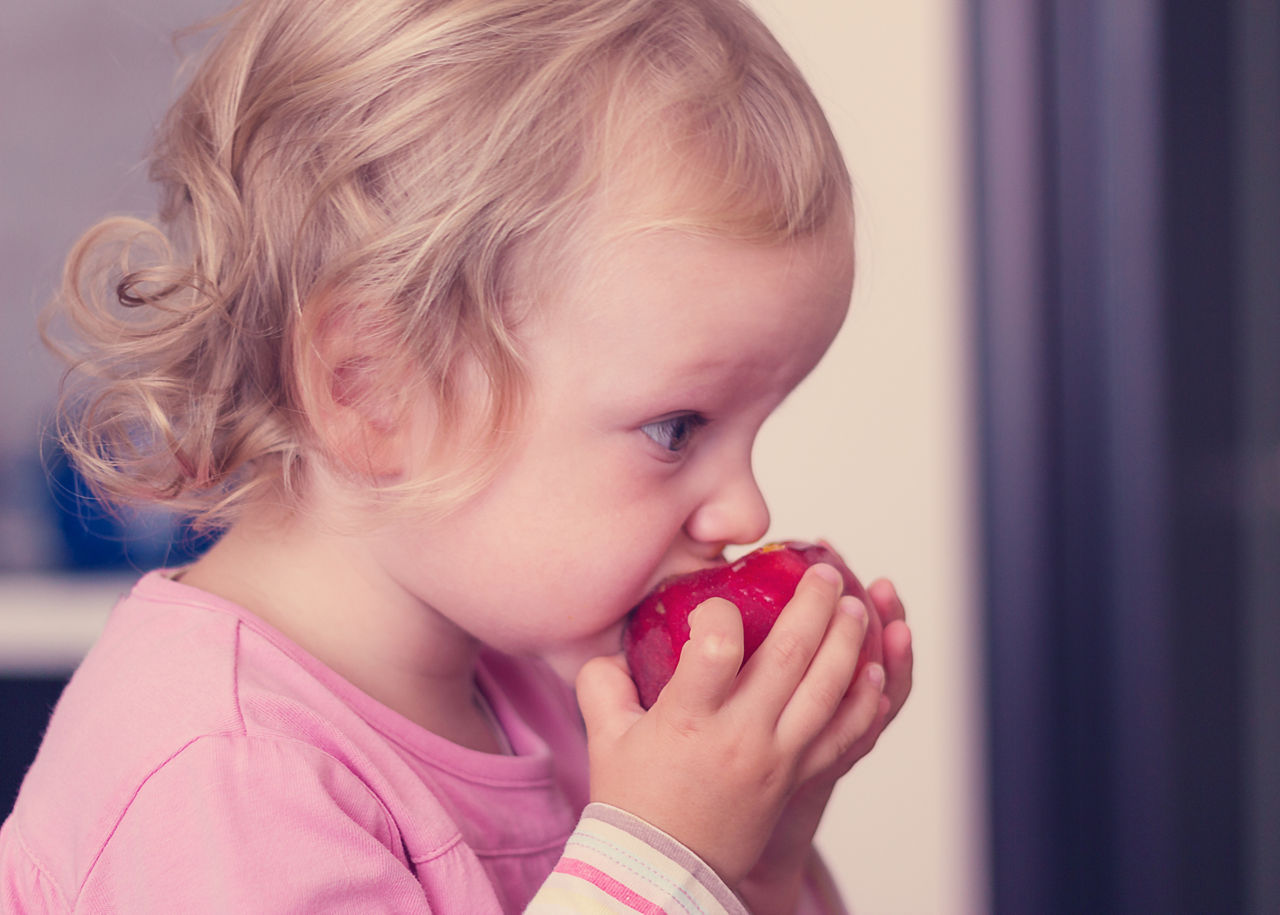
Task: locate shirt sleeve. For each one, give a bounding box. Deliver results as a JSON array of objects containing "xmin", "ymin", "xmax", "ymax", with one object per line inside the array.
[{"xmin": 526, "ymin": 803, "xmax": 749, "ymax": 915}]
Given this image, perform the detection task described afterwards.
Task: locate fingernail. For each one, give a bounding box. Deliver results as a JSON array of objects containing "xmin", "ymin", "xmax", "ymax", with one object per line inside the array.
[
  {"xmin": 840, "ymin": 595, "xmax": 866, "ymax": 623},
  {"xmin": 811, "ymin": 563, "xmax": 842, "ymax": 588},
  {"xmin": 867, "ymin": 664, "xmax": 885, "ymax": 688}
]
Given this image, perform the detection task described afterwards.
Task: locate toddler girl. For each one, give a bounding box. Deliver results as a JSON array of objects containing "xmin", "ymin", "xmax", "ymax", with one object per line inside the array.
[{"xmin": 2, "ymin": 0, "xmax": 912, "ymax": 911}]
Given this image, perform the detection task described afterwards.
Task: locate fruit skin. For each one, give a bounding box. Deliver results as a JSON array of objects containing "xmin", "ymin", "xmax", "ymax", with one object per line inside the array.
[{"xmin": 623, "ymin": 541, "xmax": 883, "ymax": 709}]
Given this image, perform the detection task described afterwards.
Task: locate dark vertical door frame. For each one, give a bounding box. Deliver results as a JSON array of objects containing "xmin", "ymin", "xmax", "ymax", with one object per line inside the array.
[
  {"xmin": 970, "ymin": 3, "xmax": 1057, "ymax": 909},
  {"xmin": 971, "ymin": 0, "xmax": 1174, "ymax": 911},
  {"xmin": 1235, "ymin": 4, "xmax": 1280, "ymax": 912},
  {"xmin": 972, "ymin": 0, "xmax": 1280, "ymax": 912}
]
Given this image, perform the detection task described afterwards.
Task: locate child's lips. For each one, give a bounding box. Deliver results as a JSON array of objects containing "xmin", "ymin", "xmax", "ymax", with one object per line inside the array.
[
  {"xmin": 625, "ymin": 556, "xmax": 729, "ymax": 632},
  {"xmin": 644, "ymin": 556, "xmax": 728, "ymax": 594}
]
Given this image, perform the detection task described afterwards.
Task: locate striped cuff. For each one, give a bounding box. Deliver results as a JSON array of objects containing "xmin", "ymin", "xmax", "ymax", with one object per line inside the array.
[{"xmin": 525, "ymin": 803, "xmax": 748, "ymax": 914}]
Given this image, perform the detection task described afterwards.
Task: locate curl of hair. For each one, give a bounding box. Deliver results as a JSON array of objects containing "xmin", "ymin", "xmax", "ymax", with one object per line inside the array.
[{"xmin": 44, "ymin": 0, "xmax": 852, "ymax": 528}]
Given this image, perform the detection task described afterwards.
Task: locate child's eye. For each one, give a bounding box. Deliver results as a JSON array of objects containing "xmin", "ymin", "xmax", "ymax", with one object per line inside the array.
[{"xmin": 641, "ymin": 413, "xmax": 706, "ymax": 454}]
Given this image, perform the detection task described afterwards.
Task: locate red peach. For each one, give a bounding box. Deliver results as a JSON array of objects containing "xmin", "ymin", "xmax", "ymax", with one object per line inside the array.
[{"xmin": 623, "ymin": 541, "xmax": 882, "ymax": 709}]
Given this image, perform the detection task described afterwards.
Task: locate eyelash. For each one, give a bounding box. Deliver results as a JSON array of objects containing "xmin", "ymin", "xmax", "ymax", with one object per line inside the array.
[{"xmin": 641, "ymin": 413, "xmax": 707, "ymax": 455}]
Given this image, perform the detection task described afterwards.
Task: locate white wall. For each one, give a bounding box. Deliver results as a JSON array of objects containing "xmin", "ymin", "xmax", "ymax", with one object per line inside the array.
[{"xmin": 748, "ymin": 3, "xmax": 988, "ymax": 913}]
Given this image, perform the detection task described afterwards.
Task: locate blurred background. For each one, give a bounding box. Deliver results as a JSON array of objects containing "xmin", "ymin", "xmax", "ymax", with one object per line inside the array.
[{"xmin": 1, "ymin": 1, "xmax": 1276, "ymax": 913}]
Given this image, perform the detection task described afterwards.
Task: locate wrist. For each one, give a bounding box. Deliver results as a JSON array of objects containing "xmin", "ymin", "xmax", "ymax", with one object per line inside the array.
[
  {"xmin": 738, "ymin": 848, "xmax": 843, "ymax": 915},
  {"xmin": 736, "ymin": 864, "xmax": 806, "ymax": 915}
]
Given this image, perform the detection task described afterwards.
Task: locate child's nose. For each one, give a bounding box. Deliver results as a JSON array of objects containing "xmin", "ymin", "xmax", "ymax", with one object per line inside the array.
[{"xmin": 685, "ymin": 464, "xmax": 771, "ymax": 548}]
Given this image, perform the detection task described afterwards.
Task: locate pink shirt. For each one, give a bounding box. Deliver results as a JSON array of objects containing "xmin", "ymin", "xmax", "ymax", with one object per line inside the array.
[{"xmin": 1, "ymin": 572, "xmax": 843, "ymax": 913}]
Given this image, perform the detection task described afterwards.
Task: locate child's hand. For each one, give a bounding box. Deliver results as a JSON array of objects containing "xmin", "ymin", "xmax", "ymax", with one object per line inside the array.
[
  {"xmin": 575, "ymin": 565, "xmax": 885, "ymax": 886},
  {"xmin": 736, "ymin": 577, "xmax": 913, "ymax": 913}
]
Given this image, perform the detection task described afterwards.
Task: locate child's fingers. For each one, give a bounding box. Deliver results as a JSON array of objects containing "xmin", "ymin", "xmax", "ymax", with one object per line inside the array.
[
  {"xmin": 737, "ymin": 564, "xmax": 845, "ymax": 716},
  {"xmin": 830, "ymin": 693, "xmax": 893, "ymax": 775},
  {"xmin": 866, "ymin": 578, "xmax": 912, "ymax": 724},
  {"xmin": 797, "ymin": 661, "xmax": 886, "ymax": 783},
  {"xmin": 575, "ymin": 653, "xmax": 642, "ymax": 741},
  {"xmin": 774, "ymin": 594, "xmax": 868, "ymax": 745},
  {"xmin": 868, "ymin": 577, "xmax": 906, "ymax": 627},
  {"xmin": 880, "ymin": 618, "xmax": 914, "ymax": 724},
  {"xmin": 655, "ymin": 597, "xmax": 744, "ymax": 719}
]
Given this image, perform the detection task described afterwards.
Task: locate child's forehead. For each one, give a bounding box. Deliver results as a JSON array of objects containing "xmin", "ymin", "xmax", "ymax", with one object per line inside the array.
[
  {"xmin": 518, "ymin": 222, "xmax": 851, "ymax": 422},
  {"xmin": 533, "ymin": 137, "xmax": 854, "ymax": 279},
  {"xmin": 532, "ymin": 220, "xmax": 853, "ymax": 353}
]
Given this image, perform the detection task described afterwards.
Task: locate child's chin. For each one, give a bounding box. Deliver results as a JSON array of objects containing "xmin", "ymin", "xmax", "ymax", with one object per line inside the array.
[{"xmin": 538, "ymin": 633, "xmax": 626, "ymax": 686}]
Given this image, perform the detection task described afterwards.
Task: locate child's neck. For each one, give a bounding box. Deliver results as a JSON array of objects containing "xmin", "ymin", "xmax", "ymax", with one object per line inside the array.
[{"xmin": 177, "ymin": 506, "xmax": 510, "ymax": 755}]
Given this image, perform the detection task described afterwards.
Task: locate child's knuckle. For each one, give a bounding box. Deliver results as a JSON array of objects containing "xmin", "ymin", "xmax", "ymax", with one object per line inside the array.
[
  {"xmin": 765, "ymin": 627, "xmax": 809, "ymax": 670},
  {"xmin": 805, "ymin": 677, "xmax": 848, "ymax": 717}
]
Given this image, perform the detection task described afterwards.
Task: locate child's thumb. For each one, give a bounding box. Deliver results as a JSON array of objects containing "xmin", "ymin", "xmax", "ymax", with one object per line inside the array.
[
  {"xmin": 658, "ymin": 597, "xmax": 744, "ymax": 718},
  {"xmin": 576, "ymin": 653, "xmax": 642, "ymax": 739}
]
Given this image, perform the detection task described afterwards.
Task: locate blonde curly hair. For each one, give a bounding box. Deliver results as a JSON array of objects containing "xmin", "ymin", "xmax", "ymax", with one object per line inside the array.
[{"xmin": 44, "ymin": 0, "xmax": 852, "ymax": 529}]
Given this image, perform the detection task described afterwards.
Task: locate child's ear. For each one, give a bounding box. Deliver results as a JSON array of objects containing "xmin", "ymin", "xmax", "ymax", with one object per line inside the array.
[{"xmin": 295, "ymin": 299, "xmax": 420, "ymax": 481}]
